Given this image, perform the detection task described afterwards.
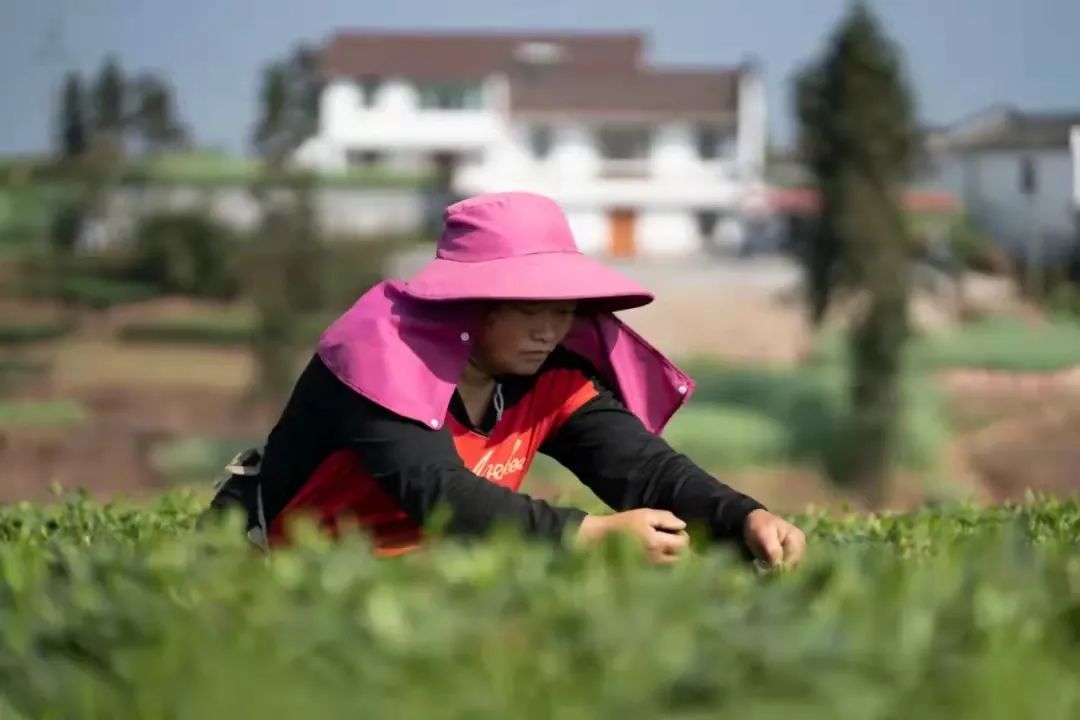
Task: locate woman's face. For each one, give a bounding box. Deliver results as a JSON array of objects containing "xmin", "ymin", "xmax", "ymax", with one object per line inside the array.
[{"xmin": 474, "ymin": 300, "xmax": 578, "ymax": 376}]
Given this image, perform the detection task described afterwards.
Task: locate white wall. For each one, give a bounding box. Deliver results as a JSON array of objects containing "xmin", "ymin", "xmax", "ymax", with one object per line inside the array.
[
  {"xmin": 548, "ymin": 124, "xmax": 601, "ymax": 180},
  {"xmin": 312, "ymin": 78, "xmax": 501, "ymax": 157},
  {"xmin": 564, "ymin": 210, "xmax": 608, "ymax": 254},
  {"xmin": 564, "ymin": 208, "xmax": 704, "ymax": 257},
  {"xmin": 650, "ymin": 123, "xmax": 698, "ymax": 178},
  {"xmin": 927, "ymin": 148, "xmax": 1077, "ymax": 261},
  {"xmin": 638, "ymin": 211, "xmax": 699, "ymax": 256},
  {"xmin": 101, "ymin": 186, "xmax": 434, "ymax": 245},
  {"xmin": 293, "ymin": 137, "xmax": 346, "ymax": 172},
  {"xmin": 457, "ymin": 119, "xmax": 745, "ymax": 209},
  {"xmin": 736, "ymin": 64, "xmax": 767, "ymax": 178},
  {"xmin": 1072, "ymin": 126, "xmax": 1080, "ymax": 209}
]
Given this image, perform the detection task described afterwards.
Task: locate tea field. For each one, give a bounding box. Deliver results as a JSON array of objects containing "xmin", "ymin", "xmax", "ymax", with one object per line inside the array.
[{"xmin": 1, "ymin": 490, "xmax": 1080, "ymax": 719}]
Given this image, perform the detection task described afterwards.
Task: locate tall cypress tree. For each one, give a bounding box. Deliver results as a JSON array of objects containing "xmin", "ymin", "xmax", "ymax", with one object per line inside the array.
[
  {"xmin": 132, "ymin": 74, "xmax": 187, "ymax": 152},
  {"xmin": 246, "ymin": 45, "xmax": 326, "ymax": 410},
  {"xmin": 252, "ymin": 63, "xmax": 290, "ymax": 165},
  {"xmin": 92, "ymin": 55, "xmax": 126, "ymax": 136},
  {"xmin": 57, "ymin": 72, "xmax": 88, "ymax": 159},
  {"xmin": 796, "ymin": 2, "xmax": 918, "ymax": 505}
]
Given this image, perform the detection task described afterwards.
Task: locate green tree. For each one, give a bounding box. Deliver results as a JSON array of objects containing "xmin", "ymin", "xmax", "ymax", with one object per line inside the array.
[
  {"xmin": 129, "ymin": 211, "xmax": 239, "ymax": 298},
  {"xmin": 57, "ymin": 72, "xmax": 88, "ymax": 159},
  {"xmin": 243, "ymin": 180, "xmax": 322, "ymax": 410},
  {"xmin": 92, "ymin": 55, "xmax": 126, "ymax": 138},
  {"xmin": 51, "ymin": 72, "xmax": 90, "ymax": 297},
  {"xmin": 131, "ymin": 74, "xmax": 188, "ymax": 152},
  {"xmin": 795, "ymin": 69, "xmax": 842, "ymax": 327},
  {"xmin": 246, "ymin": 45, "xmax": 326, "ymax": 409},
  {"xmin": 252, "ymin": 45, "xmax": 322, "ymax": 166},
  {"xmin": 795, "ymin": 2, "xmax": 918, "ymax": 505},
  {"xmin": 252, "ymin": 63, "xmax": 290, "ymax": 165}
]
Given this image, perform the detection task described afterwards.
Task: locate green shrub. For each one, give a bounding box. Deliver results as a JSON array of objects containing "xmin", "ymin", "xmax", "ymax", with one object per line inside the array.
[
  {"xmin": 948, "ymin": 213, "xmax": 1013, "ymax": 275},
  {"xmin": 149, "ymin": 434, "xmax": 263, "ymax": 485},
  {"xmin": 913, "ymin": 317, "xmax": 1080, "ymax": 372},
  {"xmin": 120, "ymin": 151, "xmax": 432, "ymax": 188},
  {"xmin": 0, "ymin": 491, "xmax": 1079, "ymax": 719},
  {"xmin": 56, "ymin": 275, "xmax": 162, "ymax": 308},
  {"xmin": 0, "ymin": 320, "xmax": 76, "ymax": 345},
  {"xmin": 662, "ymin": 405, "xmax": 789, "ymax": 469},
  {"xmin": 117, "ymin": 315, "xmax": 255, "ymax": 346},
  {"xmin": 0, "ymin": 185, "xmax": 72, "ymax": 251},
  {"xmin": 15, "ymin": 250, "xmax": 164, "ymax": 308},
  {"xmin": 812, "ymin": 317, "xmax": 1080, "ymax": 372},
  {"xmin": 679, "ymin": 362, "xmax": 948, "ymax": 476},
  {"xmin": 128, "ymin": 211, "xmax": 241, "ymax": 299},
  {"xmin": 115, "ymin": 311, "xmax": 332, "ymax": 347},
  {"xmin": 0, "ymin": 398, "xmax": 87, "ymax": 427},
  {"xmin": 1046, "ymin": 283, "xmax": 1080, "ymax": 320},
  {"xmin": 319, "ymin": 235, "xmax": 406, "ymax": 315},
  {"xmin": 0, "ymin": 358, "xmax": 50, "ymax": 397}
]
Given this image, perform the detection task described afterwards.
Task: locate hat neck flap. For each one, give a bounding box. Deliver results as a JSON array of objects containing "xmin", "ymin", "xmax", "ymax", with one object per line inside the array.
[{"xmin": 316, "ymin": 280, "xmax": 694, "ymax": 434}]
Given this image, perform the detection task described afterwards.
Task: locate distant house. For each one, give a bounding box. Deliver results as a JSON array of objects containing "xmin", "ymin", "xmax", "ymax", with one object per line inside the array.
[
  {"xmin": 294, "ymin": 30, "xmax": 769, "ymax": 258},
  {"xmin": 922, "ymin": 106, "xmax": 1080, "ymax": 265},
  {"xmin": 1073, "ymin": 126, "xmax": 1080, "ymax": 213}
]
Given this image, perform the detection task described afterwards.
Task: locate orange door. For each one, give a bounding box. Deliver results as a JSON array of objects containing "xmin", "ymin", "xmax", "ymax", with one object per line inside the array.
[{"xmin": 609, "ymin": 209, "xmax": 637, "ymax": 258}]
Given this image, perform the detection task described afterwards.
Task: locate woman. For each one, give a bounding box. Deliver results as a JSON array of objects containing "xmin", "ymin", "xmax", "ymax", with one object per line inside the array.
[{"xmin": 207, "ymin": 192, "xmax": 805, "ymax": 568}]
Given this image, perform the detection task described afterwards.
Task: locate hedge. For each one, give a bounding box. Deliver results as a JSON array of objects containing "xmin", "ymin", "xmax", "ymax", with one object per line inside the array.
[{"xmin": 0, "ymin": 491, "xmax": 1079, "ymax": 718}]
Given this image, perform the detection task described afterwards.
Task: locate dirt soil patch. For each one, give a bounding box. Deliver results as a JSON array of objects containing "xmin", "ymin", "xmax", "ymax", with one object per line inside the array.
[
  {"xmin": 621, "ymin": 285, "xmax": 811, "ymax": 366},
  {"xmin": 957, "ymin": 405, "xmax": 1080, "ymax": 502},
  {"xmin": 942, "ymin": 380, "xmax": 1080, "ymax": 504},
  {"xmin": 0, "ymin": 385, "xmax": 270, "ymax": 504},
  {"xmin": 48, "ymin": 339, "xmax": 254, "ymax": 393}
]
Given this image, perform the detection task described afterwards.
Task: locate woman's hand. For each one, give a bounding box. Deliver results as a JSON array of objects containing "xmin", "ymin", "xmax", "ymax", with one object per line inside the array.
[
  {"xmin": 742, "ymin": 509, "xmax": 806, "ymax": 569},
  {"xmin": 576, "ymin": 509, "xmax": 690, "ymax": 565}
]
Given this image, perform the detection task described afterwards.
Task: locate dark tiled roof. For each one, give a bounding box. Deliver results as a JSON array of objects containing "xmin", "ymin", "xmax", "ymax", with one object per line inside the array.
[
  {"xmin": 321, "ymin": 30, "xmax": 644, "ymax": 80},
  {"xmin": 932, "ymin": 107, "xmax": 1080, "ymax": 152},
  {"xmin": 319, "ymin": 30, "xmax": 742, "ymax": 115},
  {"xmin": 508, "ymin": 68, "xmax": 739, "ymax": 117}
]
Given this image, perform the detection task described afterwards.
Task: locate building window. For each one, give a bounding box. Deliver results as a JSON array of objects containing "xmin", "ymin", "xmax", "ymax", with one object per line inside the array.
[
  {"xmin": 356, "ymin": 77, "xmax": 382, "ymax": 108},
  {"xmin": 695, "ymin": 211, "xmax": 720, "ymax": 239},
  {"xmin": 595, "ymin": 125, "xmax": 652, "ymax": 160},
  {"xmin": 529, "ymin": 125, "xmax": 553, "ymax": 159},
  {"xmin": 695, "ymin": 124, "xmax": 733, "ymax": 160},
  {"xmin": 346, "ymin": 149, "xmax": 384, "ymax": 167},
  {"xmin": 417, "ymin": 81, "xmax": 484, "ymax": 110},
  {"xmin": 1019, "ymin": 154, "xmax": 1037, "ymax": 195}
]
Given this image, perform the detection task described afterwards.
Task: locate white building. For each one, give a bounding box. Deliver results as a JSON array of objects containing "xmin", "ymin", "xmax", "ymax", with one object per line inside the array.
[
  {"xmin": 1072, "ymin": 125, "xmax": 1080, "ymax": 213},
  {"xmin": 295, "ymin": 30, "xmax": 769, "ymax": 258},
  {"xmin": 923, "ymin": 106, "xmax": 1080, "ymax": 265}
]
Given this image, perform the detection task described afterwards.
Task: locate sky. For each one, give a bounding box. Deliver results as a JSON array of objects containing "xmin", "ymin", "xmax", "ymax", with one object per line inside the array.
[{"xmin": 1, "ymin": 0, "xmax": 1079, "ymax": 156}]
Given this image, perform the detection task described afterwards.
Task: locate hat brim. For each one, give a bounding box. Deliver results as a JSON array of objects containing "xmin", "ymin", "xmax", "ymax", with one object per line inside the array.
[{"xmin": 401, "ymin": 252, "xmax": 654, "ymax": 313}]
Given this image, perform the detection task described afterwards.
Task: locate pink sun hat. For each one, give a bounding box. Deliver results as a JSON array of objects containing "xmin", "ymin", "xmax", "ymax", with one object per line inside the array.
[
  {"xmin": 316, "ymin": 190, "xmax": 695, "ymax": 434},
  {"xmin": 401, "ymin": 191, "xmax": 655, "ymax": 312}
]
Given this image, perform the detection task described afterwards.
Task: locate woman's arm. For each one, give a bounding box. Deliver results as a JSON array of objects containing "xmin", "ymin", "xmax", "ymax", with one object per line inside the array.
[
  {"xmin": 339, "ymin": 394, "xmax": 587, "ymax": 543},
  {"xmin": 538, "ymin": 376, "xmax": 766, "ymax": 543}
]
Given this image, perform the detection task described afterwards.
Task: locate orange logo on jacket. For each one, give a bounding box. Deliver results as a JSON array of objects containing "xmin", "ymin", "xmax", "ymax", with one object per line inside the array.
[{"xmin": 471, "ymin": 437, "xmax": 527, "ymax": 483}]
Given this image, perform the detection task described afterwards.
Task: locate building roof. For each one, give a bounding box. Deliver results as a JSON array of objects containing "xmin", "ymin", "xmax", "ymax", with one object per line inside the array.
[
  {"xmin": 321, "ymin": 30, "xmax": 644, "ymax": 80},
  {"xmin": 319, "ymin": 29, "xmax": 742, "ymax": 116},
  {"xmin": 929, "ymin": 106, "xmax": 1080, "ymax": 152},
  {"xmin": 508, "ymin": 68, "xmax": 739, "ymax": 118}
]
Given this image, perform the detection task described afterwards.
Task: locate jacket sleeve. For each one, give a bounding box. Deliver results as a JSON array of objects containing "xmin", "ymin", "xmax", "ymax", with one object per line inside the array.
[
  {"xmin": 336, "ymin": 390, "xmax": 587, "ymax": 544},
  {"xmin": 538, "ymin": 376, "xmax": 766, "ymax": 543}
]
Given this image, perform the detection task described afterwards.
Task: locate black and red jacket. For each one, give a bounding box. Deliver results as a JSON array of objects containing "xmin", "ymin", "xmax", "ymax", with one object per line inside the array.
[{"xmin": 209, "ymin": 345, "xmax": 765, "ymax": 555}]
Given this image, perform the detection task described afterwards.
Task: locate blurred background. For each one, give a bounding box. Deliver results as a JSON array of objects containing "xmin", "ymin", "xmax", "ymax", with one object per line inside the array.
[{"xmin": 1, "ymin": 0, "xmax": 1079, "ymax": 513}]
